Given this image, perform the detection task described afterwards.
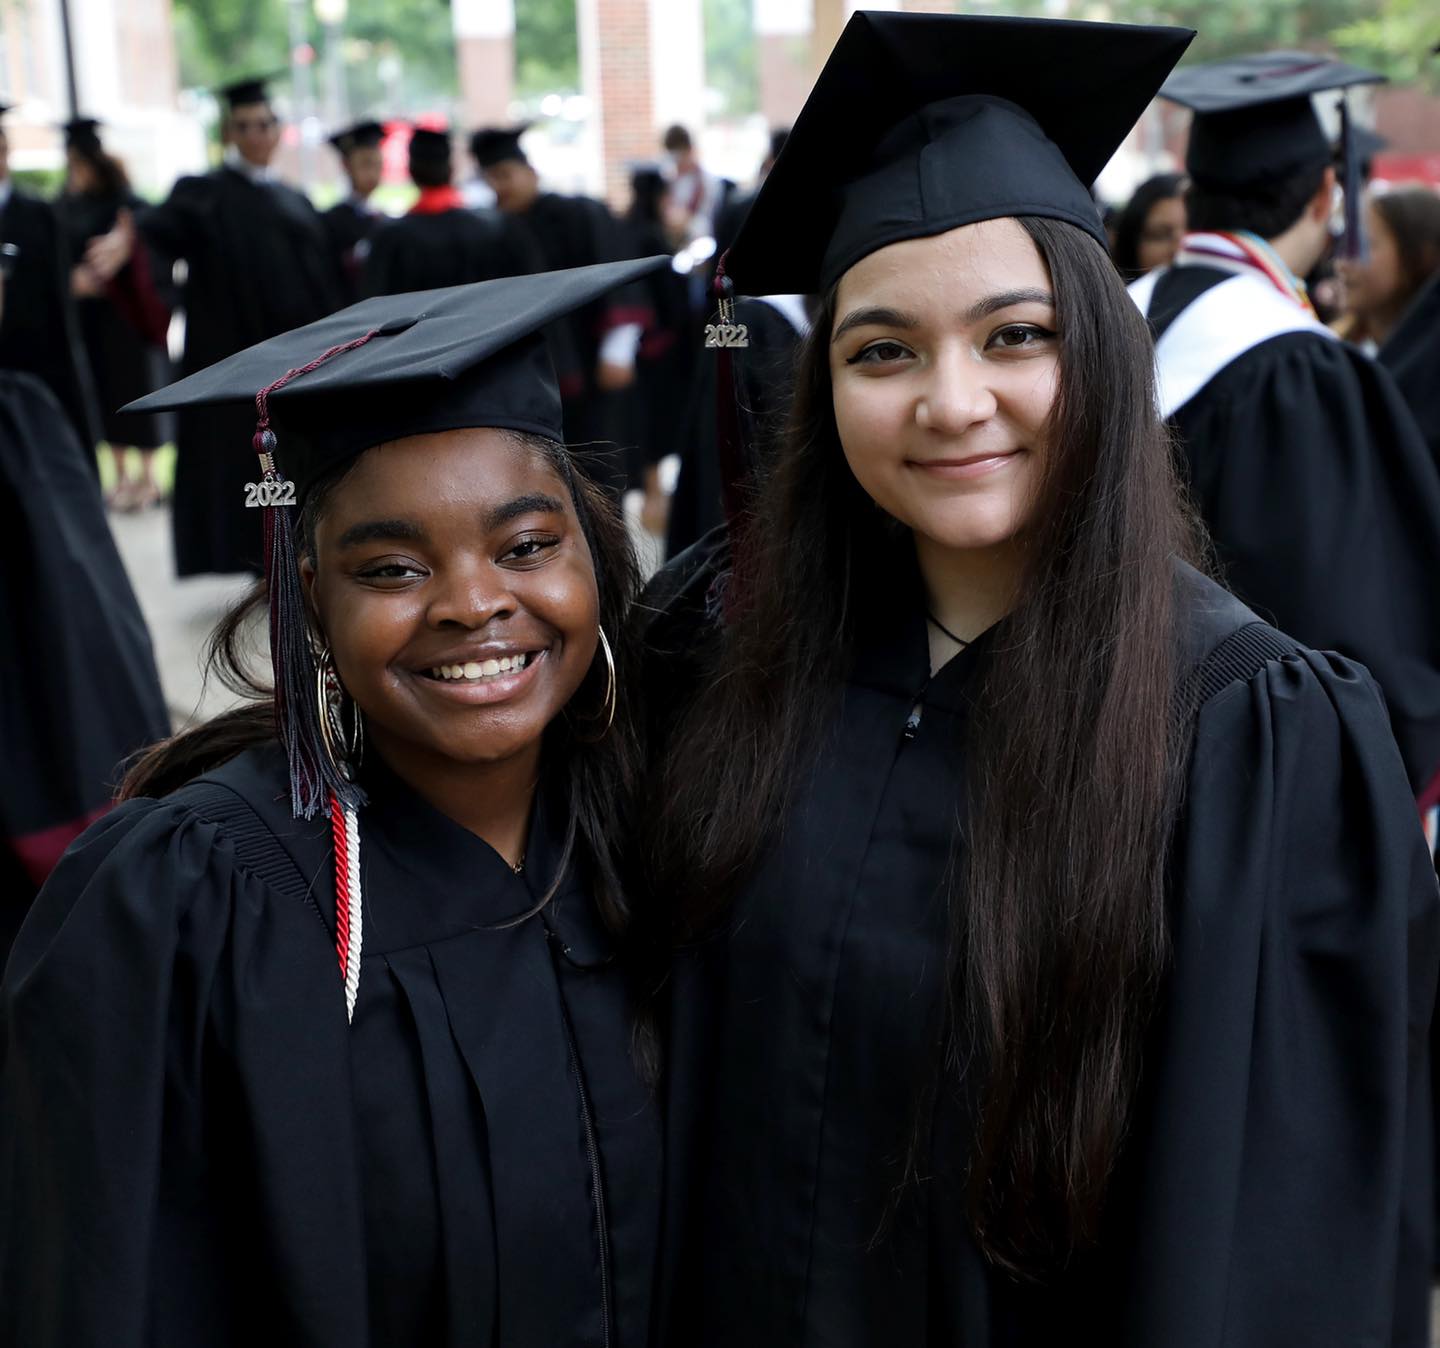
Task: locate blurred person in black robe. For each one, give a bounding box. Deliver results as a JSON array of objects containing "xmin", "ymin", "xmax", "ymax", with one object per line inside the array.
[
  {"xmin": 1380, "ymin": 267, "xmax": 1440, "ymax": 468},
  {"xmin": 91, "ymin": 78, "xmax": 344, "ymax": 577},
  {"xmin": 322, "ymin": 119, "xmax": 386, "ymax": 305},
  {"xmin": 361, "ymin": 127, "xmax": 536, "ymax": 298},
  {"xmin": 1131, "ymin": 55, "xmax": 1440, "ymax": 807},
  {"xmin": 473, "ymin": 126, "xmax": 647, "ymax": 492},
  {"xmin": 712, "ymin": 126, "xmax": 789, "ymax": 262},
  {"xmin": 0, "ymin": 349, "xmax": 168, "ymax": 957},
  {"xmin": 0, "ymin": 260, "xmax": 669, "ymax": 1348},
  {"xmin": 59, "ymin": 117, "xmax": 171, "ymax": 509},
  {"xmin": 639, "ymin": 14, "xmax": 1439, "ymax": 1347},
  {"xmin": 0, "ymin": 104, "xmax": 101, "ymax": 454}
]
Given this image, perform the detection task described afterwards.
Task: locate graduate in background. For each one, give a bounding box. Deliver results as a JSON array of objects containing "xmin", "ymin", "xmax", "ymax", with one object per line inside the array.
[
  {"xmin": 1110, "ymin": 171, "xmax": 1187, "ymax": 281},
  {"xmin": 1339, "ymin": 188, "xmax": 1440, "ymax": 351},
  {"xmin": 323, "ymin": 119, "xmax": 386, "ymax": 306},
  {"xmin": 0, "ymin": 104, "xmax": 100, "ymax": 454},
  {"xmin": 472, "ymin": 125, "xmax": 646, "ymax": 491},
  {"xmin": 640, "ymin": 14, "xmax": 1439, "ymax": 1345},
  {"xmin": 1131, "ymin": 55, "xmax": 1440, "ymax": 806},
  {"xmin": 60, "ymin": 117, "xmax": 171, "ymax": 510},
  {"xmin": 361, "ymin": 127, "xmax": 536, "ymax": 298},
  {"xmin": 1380, "ymin": 263, "xmax": 1440, "ymax": 469},
  {"xmin": 94, "ymin": 77, "xmax": 344, "ymax": 577},
  {"xmin": 0, "ymin": 258, "xmax": 167, "ymax": 956},
  {"xmin": 0, "ymin": 260, "xmax": 666, "ymax": 1348}
]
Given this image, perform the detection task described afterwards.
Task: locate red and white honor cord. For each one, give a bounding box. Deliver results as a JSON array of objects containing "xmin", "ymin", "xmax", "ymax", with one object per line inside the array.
[{"xmin": 329, "ymin": 790, "xmax": 363, "ymax": 1023}]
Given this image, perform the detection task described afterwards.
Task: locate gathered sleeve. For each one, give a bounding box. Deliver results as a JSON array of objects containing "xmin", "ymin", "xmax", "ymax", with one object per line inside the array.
[{"xmin": 1112, "ymin": 649, "xmax": 1439, "ymax": 1347}]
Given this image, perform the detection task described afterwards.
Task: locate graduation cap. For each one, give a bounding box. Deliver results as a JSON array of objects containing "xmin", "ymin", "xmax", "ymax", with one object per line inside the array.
[
  {"xmin": 471, "ymin": 124, "xmax": 531, "ymax": 168},
  {"xmin": 723, "ymin": 12, "xmax": 1194, "ymax": 297},
  {"xmin": 124, "ymin": 257, "xmax": 669, "ymax": 820},
  {"xmin": 62, "ymin": 116, "xmax": 103, "ymax": 152},
  {"xmin": 1161, "ymin": 53, "xmax": 1384, "ymax": 259},
  {"xmin": 408, "ymin": 126, "xmax": 453, "ymax": 167},
  {"xmin": 219, "ymin": 75, "xmax": 281, "ymax": 109},
  {"xmin": 329, "ymin": 119, "xmax": 384, "ymax": 155}
]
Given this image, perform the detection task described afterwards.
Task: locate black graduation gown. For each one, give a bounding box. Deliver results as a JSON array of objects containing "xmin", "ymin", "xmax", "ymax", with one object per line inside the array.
[
  {"xmin": 0, "ymin": 370, "xmax": 168, "ymax": 959},
  {"xmin": 137, "ymin": 167, "xmax": 343, "ymax": 576},
  {"xmin": 58, "ymin": 189, "xmax": 170, "ymax": 448},
  {"xmin": 653, "ymin": 555, "xmax": 1439, "ymax": 1347},
  {"xmin": 1146, "ymin": 265, "xmax": 1440, "ymax": 797},
  {"xmin": 0, "ymin": 188, "xmax": 101, "ymax": 451},
  {"xmin": 360, "ymin": 207, "xmax": 536, "ymax": 298},
  {"xmin": 322, "ymin": 198, "xmax": 383, "ymax": 306},
  {"xmin": 1379, "ymin": 269, "xmax": 1440, "ymax": 470},
  {"xmin": 0, "ymin": 743, "xmax": 659, "ymax": 1348}
]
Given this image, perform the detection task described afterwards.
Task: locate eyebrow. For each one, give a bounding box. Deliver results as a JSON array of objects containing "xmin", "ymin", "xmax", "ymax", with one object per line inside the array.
[
  {"xmin": 484, "ymin": 492, "xmax": 566, "ymax": 531},
  {"xmin": 831, "ymin": 289, "xmax": 1055, "ymax": 343},
  {"xmin": 336, "ymin": 518, "xmax": 426, "ymax": 549}
]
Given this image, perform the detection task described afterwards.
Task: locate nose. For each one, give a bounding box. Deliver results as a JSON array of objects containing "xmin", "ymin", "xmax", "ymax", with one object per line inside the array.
[
  {"xmin": 915, "ymin": 344, "xmax": 997, "ymax": 435},
  {"xmin": 424, "ymin": 558, "xmax": 517, "ymax": 630}
]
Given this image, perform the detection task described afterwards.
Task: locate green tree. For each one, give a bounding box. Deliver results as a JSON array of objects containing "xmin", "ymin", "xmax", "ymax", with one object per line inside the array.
[
  {"xmin": 1331, "ymin": 0, "xmax": 1440, "ymax": 91},
  {"xmin": 703, "ymin": 0, "xmax": 759, "ymax": 118},
  {"xmin": 514, "ymin": 0, "xmax": 579, "ymax": 97}
]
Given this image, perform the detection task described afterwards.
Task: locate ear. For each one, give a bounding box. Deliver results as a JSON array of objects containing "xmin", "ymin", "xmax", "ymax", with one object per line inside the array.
[
  {"xmin": 1310, "ymin": 166, "xmax": 1337, "ymax": 224},
  {"xmin": 299, "ymin": 554, "xmax": 324, "ymax": 632}
]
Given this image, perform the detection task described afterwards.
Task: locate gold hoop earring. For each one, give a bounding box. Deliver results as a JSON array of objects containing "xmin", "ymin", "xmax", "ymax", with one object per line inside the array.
[
  {"xmin": 315, "ymin": 644, "xmax": 364, "ymax": 776},
  {"xmin": 575, "ymin": 625, "xmax": 617, "ymax": 742}
]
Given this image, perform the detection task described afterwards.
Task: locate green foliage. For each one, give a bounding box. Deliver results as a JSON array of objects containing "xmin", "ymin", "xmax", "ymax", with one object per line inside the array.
[
  {"xmin": 1331, "ymin": 0, "xmax": 1440, "ymax": 92},
  {"xmin": 703, "ymin": 0, "xmax": 758, "ymax": 118},
  {"xmin": 514, "ymin": 0, "xmax": 580, "ymax": 97},
  {"xmin": 171, "ymin": 0, "xmax": 289, "ymax": 92}
]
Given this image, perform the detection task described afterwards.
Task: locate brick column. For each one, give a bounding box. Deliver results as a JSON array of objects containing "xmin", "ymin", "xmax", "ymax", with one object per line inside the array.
[
  {"xmin": 452, "ymin": 0, "xmax": 515, "ymax": 129},
  {"xmin": 754, "ymin": 0, "xmax": 812, "ymax": 129},
  {"xmin": 577, "ymin": 0, "xmax": 655, "ymax": 208}
]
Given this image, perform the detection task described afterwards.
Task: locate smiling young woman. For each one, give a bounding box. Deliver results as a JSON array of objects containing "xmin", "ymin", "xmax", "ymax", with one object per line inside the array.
[
  {"xmin": 641, "ymin": 14, "xmax": 1439, "ymax": 1348},
  {"xmin": 0, "ymin": 262, "xmax": 666, "ymax": 1348}
]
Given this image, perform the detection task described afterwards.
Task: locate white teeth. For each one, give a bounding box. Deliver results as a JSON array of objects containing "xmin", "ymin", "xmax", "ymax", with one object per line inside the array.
[{"xmin": 428, "ymin": 653, "xmax": 531, "ymax": 682}]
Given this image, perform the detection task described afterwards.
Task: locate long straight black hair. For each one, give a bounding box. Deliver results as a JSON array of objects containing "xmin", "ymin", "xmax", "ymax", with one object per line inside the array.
[
  {"xmin": 123, "ymin": 432, "xmax": 645, "ymax": 936},
  {"xmin": 644, "ymin": 216, "xmax": 1201, "ymax": 1273}
]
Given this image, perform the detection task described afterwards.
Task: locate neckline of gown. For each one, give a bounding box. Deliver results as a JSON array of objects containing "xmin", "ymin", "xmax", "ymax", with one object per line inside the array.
[{"xmin": 351, "ymin": 750, "xmax": 577, "ymax": 955}]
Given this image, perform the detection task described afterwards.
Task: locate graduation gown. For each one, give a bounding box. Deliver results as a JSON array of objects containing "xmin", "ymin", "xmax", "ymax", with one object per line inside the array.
[
  {"xmin": 58, "ymin": 189, "xmax": 170, "ymax": 449},
  {"xmin": 0, "ymin": 743, "xmax": 659, "ymax": 1348},
  {"xmin": 651, "ymin": 550, "xmax": 1439, "ymax": 1347},
  {"xmin": 0, "ymin": 370, "xmax": 168, "ymax": 959},
  {"xmin": 138, "ymin": 167, "xmax": 343, "ymax": 576},
  {"xmin": 1378, "ymin": 269, "xmax": 1440, "ymax": 470},
  {"xmin": 322, "ymin": 198, "xmax": 383, "ymax": 306},
  {"xmin": 361, "ymin": 207, "xmax": 535, "ymax": 298},
  {"xmin": 0, "ymin": 188, "xmax": 101, "ymax": 451},
  {"xmin": 1136, "ymin": 263, "xmax": 1440, "ymax": 797}
]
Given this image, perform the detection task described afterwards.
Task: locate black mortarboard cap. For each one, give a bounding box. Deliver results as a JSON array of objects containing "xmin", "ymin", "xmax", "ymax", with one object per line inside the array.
[
  {"xmin": 471, "ymin": 124, "xmax": 530, "ymax": 168},
  {"xmin": 219, "ymin": 75, "xmax": 279, "ymax": 109},
  {"xmin": 124, "ymin": 257, "xmax": 668, "ymax": 821},
  {"xmin": 724, "ymin": 12, "xmax": 1193, "ymax": 296},
  {"xmin": 1161, "ymin": 53, "xmax": 1384, "ymax": 190},
  {"xmin": 63, "ymin": 116, "xmax": 103, "ymax": 152},
  {"xmin": 329, "ymin": 119, "xmax": 384, "ymax": 154},
  {"xmin": 408, "ymin": 126, "xmax": 452, "ymax": 166}
]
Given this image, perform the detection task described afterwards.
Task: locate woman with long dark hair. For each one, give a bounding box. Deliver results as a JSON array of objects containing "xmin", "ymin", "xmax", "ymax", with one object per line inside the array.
[
  {"xmin": 0, "ymin": 261, "xmax": 666, "ymax": 1348},
  {"xmin": 642, "ymin": 14, "xmax": 1438, "ymax": 1346},
  {"xmin": 1110, "ymin": 170, "xmax": 1187, "ymax": 280},
  {"xmin": 60, "ymin": 117, "xmax": 170, "ymax": 507}
]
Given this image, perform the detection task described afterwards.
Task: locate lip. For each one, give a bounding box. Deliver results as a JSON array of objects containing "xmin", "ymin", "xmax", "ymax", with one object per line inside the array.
[
  {"xmin": 407, "ymin": 647, "xmax": 549, "ymax": 706},
  {"xmin": 908, "ymin": 449, "xmax": 1022, "ymax": 480}
]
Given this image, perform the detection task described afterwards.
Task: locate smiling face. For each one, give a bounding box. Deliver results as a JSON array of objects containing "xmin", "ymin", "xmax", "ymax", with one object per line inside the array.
[
  {"xmin": 302, "ymin": 428, "xmax": 599, "ymax": 787},
  {"xmin": 226, "ymin": 100, "xmax": 281, "ymax": 169},
  {"xmin": 829, "ymin": 217, "xmax": 1059, "ymax": 554}
]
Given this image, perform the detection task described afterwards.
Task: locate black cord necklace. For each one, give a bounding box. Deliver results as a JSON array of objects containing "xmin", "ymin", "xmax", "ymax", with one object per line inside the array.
[{"xmin": 926, "ymin": 612, "xmax": 970, "ymax": 647}]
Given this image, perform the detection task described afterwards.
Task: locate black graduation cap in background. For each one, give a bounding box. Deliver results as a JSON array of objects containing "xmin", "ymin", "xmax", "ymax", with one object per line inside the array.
[
  {"xmin": 470, "ymin": 124, "xmax": 531, "ymax": 168},
  {"xmin": 724, "ymin": 12, "xmax": 1194, "ymax": 297},
  {"xmin": 408, "ymin": 126, "xmax": 453, "ymax": 169},
  {"xmin": 124, "ymin": 256, "xmax": 669, "ymax": 820},
  {"xmin": 62, "ymin": 116, "xmax": 103, "ymax": 153},
  {"xmin": 1161, "ymin": 53, "xmax": 1384, "ymax": 259},
  {"xmin": 219, "ymin": 75, "xmax": 281, "ymax": 109},
  {"xmin": 329, "ymin": 119, "xmax": 385, "ymax": 154}
]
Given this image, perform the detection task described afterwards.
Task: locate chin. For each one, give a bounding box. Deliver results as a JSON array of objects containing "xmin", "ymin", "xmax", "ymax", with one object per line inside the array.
[{"xmin": 905, "ymin": 505, "xmax": 1025, "ymax": 553}]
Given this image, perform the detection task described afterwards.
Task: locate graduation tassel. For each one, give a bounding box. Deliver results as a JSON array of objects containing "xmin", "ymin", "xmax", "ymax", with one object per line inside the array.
[
  {"xmin": 250, "ymin": 331, "xmax": 380, "ymax": 819},
  {"xmin": 1336, "ymin": 96, "xmax": 1368, "ymax": 264}
]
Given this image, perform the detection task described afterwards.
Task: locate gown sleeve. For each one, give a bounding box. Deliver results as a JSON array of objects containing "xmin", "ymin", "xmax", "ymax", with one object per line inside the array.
[
  {"xmin": 1113, "ymin": 648, "xmax": 1440, "ymax": 1347},
  {"xmin": 0, "ymin": 796, "xmax": 367, "ymax": 1348},
  {"xmin": 1174, "ymin": 337, "xmax": 1440, "ymax": 795}
]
